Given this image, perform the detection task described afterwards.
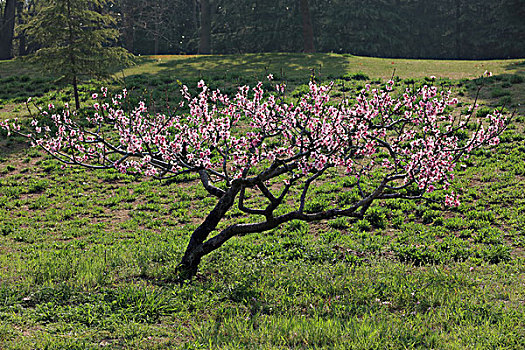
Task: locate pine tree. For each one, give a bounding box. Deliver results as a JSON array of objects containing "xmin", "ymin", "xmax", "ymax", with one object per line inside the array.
[{"xmin": 27, "ymin": 0, "xmax": 131, "ymax": 109}]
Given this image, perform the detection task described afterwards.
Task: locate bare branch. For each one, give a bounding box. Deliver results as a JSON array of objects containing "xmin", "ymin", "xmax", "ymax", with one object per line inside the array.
[
  {"xmin": 199, "ymin": 170, "xmax": 225, "ymax": 198},
  {"xmin": 256, "ymin": 180, "xmax": 277, "ymax": 204},
  {"xmin": 299, "ymin": 166, "xmax": 329, "ymax": 213},
  {"xmin": 238, "ymin": 186, "xmax": 267, "ymax": 216}
]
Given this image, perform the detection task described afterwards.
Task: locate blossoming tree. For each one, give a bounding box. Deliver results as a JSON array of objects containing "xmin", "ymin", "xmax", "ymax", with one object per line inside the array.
[{"xmin": 1, "ymin": 76, "xmax": 508, "ymax": 279}]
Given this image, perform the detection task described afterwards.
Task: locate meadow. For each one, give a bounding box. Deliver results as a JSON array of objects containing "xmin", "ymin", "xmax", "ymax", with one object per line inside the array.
[{"xmin": 0, "ymin": 53, "xmax": 524, "ymax": 349}]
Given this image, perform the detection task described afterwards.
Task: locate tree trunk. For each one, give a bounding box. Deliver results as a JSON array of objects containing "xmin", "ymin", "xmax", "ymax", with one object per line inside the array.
[
  {"xmin": 198, "ymin": 0, "xmax": 211, "ymax": 54},
  {"xmin": 73, "ymin": 75, "xmax": 80, "ymax": 110},
  {"xmin": 16, "ymin": 0, "xmax": 26, "ymax": 56},
  {"xmin": 18, "ymin": 33, "xmax": 26, "ymax": 56},
  {"xmin": 178, "ymin": 183, "xmax": 241, "ymax": 279},
  {"xmin": 191, "ymin": 0, "xmax": 198, "ymax": 31},
  {"xmin": 300, "ymin": 0, "xmax": 315, "ymax": 53},
  {"xmin": 0, "ymin": 0, "xmax": 16, "ymax": 60},
  {"xmin": 121, "ymin": 0, "xmax": 135, "ymax": 53},
  {"xmin": 153, "ymin": 1, "xmax": 161, "ymax": 55},
  {"xmin": 154, "ymin": 25, "xmax": 159, "ymax": 55},
  {"xmin": 455, "ymin": 0, "xmax": 462, "ymax": 59}
]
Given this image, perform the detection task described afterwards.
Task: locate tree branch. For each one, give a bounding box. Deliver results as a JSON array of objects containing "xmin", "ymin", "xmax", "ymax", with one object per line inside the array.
[
  {"xmin": 199, "ymin": 170, "xmax": 225, "ymax": 198},
  {"xmin": 238, "ymin": 186, "xmax": 267, "ymax": 216}
]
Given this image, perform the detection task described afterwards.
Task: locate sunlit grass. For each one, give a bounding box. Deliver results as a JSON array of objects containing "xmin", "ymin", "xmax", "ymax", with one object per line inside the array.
[
  {"xmin": 0, "ymin": 53, "xmax": 524, "ymax": 348},
  {"xmin": 122, "ymin": 53, "xmax": 524, "ymax": 81}
]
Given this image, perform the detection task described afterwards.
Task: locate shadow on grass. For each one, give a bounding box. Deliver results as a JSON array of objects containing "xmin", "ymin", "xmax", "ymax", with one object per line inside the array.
[
  {"xmin": 126, "ymin": 53, "xmax": 352, "ymax": 84},
  {"xmin": 463, "ymin": 71, "xmax": 525, "ymax": 115},
  {"xmin": 0, "ymin": 137, "xmax": 31, "ymax": 160},
  {"xmin": 503, "ymin": 60, "xmax": 525, "ymax": 71}
]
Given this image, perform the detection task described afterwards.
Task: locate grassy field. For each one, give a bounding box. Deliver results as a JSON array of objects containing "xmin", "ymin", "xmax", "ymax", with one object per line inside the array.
[
  {"xmin": 0, "ymin": 53, "xmax": 524, "ymax": 349},
  {"xmin": 1, "ymin": 53, "xmax": 524, "ymax": 118},
  {"xmin": 123, "ymin": 53, "xmax": 524, "ymax": 80}
]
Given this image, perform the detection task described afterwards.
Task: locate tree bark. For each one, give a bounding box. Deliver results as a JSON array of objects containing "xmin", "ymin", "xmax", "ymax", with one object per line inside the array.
[
  {"xmin": 0, "ymin": 0, "xmax": 16, "ymax": 60},
  {"xmin": 300, "ymin": 0, "xmax": 315, "ymax": 53},
  {"xmin": 198, "ymin": 0, "xmax": 211, "ymax": 54},
  {"xmin": 73, "ymin": 75, "xmax": 80, "ymax": 110},
  {"xmin": 16, "ymin": 0, "xmax": 27, "ymax": 56},
  {"xmin": 191, "ymin": 0, "xmax": 198, "ymax": 33},
  {"xmin": 455, "ymin": 0, "xmax": 462, "ymax": 59},
  {"xmin": 18, "ymin": 32, "xmax": 26, "ymax": 56},
  {"xmin": 178, "ymin": 183, "xmax": 241, "ymax": 279},
  {"xmin": 175, "ymin": 169, "xmax": 398, "ymax": 280},
  {"xmin": 154, "ymin": 24, "xmax": 159, "ymax": 55},
  {"xmin": 65, "ymin": 0, "xmax": 80, "ymax": 110},
  {"xmin": 121, "ymin": 0, "xmax": 135, "ymax": 53}
]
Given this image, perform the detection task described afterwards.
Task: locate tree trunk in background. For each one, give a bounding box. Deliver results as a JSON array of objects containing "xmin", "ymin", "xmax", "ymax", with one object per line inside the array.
[
  {"xmin": 18, "ymin": 32, "xmax": 26, "ymax": 56},
  {"xmin": 0, "ymin": 0, "xmax": 16, "ymax": 59},
  {"xmin": 455, "ymin": 0, "xmax": 462, "ymax": 59},
  {"xmin": 16, "ymin": 0, "xmax": 27, "ymax": 56},
  {"xmin": 198, "ymin": 0, "xmax": 211, "ymax": 54},
  {"xmin": 300, "ymin": 0, "xmax": 315, "ymax": 53},
  {"xmin": 121, "ymin": 0, "xmax": 135, "ymax": 53},
  {"xmin": 73, "ymin": 75, "xmax": 80, "ymax": 110},
  {"xmin": 191, "ymin": 0, "xmax": 198, "ymax": 33},
  {"xmin": 154, "ymin": 21, "xmax": 159, "ymax": 55}
]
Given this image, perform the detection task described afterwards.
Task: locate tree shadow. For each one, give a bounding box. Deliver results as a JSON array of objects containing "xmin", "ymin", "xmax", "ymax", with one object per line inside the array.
[
  {"xmin": 126, "ymin": 53, "xmax": 353, "ymax": 84},
  {"xmin": 462, "ymin": 72, "xmax": 524, "ymax": 116},
  {"xmin": 0, "ymin": 135, "xmax": 28, "ymax": 151},
  {"xmin": 503, "ymin": 60, "xmax": 525, "ymax": 72}
]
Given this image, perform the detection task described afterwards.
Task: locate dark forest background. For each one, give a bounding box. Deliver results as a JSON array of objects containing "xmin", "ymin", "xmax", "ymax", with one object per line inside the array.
[{"xmin": 1, "ymin": 0, "xmax": 525, "ymax": 60}]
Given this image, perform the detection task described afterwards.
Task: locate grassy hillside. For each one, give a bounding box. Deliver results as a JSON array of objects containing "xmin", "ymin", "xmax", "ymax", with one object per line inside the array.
[
  {"xmin": 1, "ymin": 53, "xmax": 524, "ymax": 118},
  {"xmin": 0, "ymin": 54, "xmax": 524, "ymax": 349},
  {"xmin": 123, "ymin": 53, "xmax": 524, "ymax": 80}
]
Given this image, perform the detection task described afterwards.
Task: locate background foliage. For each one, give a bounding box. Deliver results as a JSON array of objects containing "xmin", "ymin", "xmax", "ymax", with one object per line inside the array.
[
  {"xmin": 1, "ymin": 0, "xmax": 525, "ymax": 59},
  {"xmin": 121, "ymin": 0, "xmax": 525, "ymax": 58}
]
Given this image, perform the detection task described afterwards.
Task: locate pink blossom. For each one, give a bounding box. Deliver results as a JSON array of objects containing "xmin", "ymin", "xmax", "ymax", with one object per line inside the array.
[{"xmin": 0, "ymin": 79, "xmax": 508, "ymax": 210}]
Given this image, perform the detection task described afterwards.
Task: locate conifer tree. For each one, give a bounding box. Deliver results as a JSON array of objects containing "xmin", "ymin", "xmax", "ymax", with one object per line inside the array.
[{"xmin": 27, "ymin": 0, "xmax": 131, "ymax": 109}]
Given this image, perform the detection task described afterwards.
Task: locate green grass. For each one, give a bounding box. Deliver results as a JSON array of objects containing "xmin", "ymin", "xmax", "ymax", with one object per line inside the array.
[
  {"xmin": 0, "ymin": 53, "xmax": 524, "ymax": 349},
  {"xmin": 1, "ymin": 53, "xmax": 524, "ymax": 119},
  {"xmin": 122, "ymin": 53, "xmax": 524, "ymax": 81}
]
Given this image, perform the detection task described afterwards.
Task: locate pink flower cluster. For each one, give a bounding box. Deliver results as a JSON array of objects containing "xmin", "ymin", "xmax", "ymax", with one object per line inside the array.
[{"xmin": 2, "ymin": 79, "xmax": 507, "ymax": 206}]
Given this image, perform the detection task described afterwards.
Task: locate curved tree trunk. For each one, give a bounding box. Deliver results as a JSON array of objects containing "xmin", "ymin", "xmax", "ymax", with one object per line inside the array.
[
  {"xmin": 178, "ymin": 182, "xmax": 241, "ymax": 279},
  {"xmin": 0, "ymin": 0, "xmax": 16, "ymax": 60}
]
